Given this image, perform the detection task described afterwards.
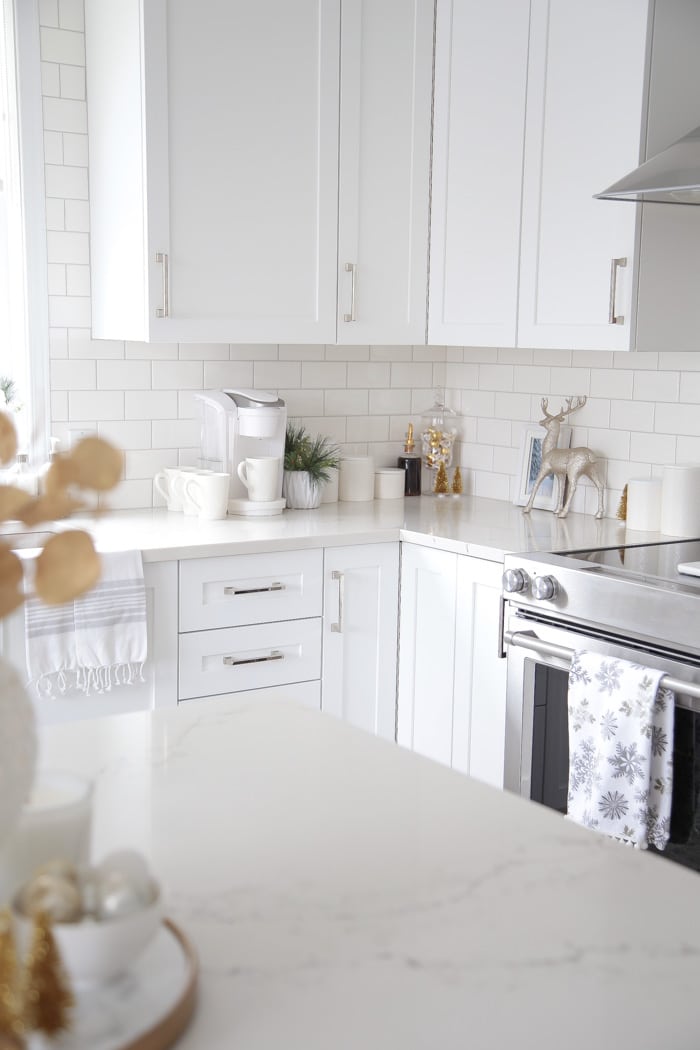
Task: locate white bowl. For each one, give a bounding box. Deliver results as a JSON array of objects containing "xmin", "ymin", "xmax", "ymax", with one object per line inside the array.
[{"xmin": 13, "ymin": 889, "xmax": 163, "ymax": 985}]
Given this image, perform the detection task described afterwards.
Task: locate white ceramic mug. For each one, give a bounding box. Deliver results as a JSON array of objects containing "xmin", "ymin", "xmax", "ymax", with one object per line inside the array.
[
  {"xmin": 154, "ymin": 466, "xmax": 186, "ymax": 512},
  {"xmin": 180, "ymin": 467, "xmax": 209, "ymax": 516},
  {"xmin": 237, "ymin": 457, "xmax": 281, "ymax": 503},
  {"xmin": 184, "ymin": 472, "xmax": 231, "ymax": 520}
]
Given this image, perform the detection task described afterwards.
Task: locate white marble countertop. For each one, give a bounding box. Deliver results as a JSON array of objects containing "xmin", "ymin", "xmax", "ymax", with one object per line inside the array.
[
  {"xmin": 36, "ymin": 694, "xmax": 700, "ymax": 1050},
  {"xmin": 25, "ymin": 494, "xmax": 659, "ymax": 563}
]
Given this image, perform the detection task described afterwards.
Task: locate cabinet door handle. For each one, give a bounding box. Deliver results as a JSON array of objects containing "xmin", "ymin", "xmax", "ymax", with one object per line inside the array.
[
  {"xmin": 156, "ymin": 251, "xmax": 170, "ymax": 318},
  {"xmin": 608, "ymin": 256, "xmax": 627, "ymax": 325},
  {"xmin": 343, "ymin": 262, "xmax": 356, "ymax": 322},
  {"xmin": 223, "ymin": 582, "xmax": 285, "ymax": 596},
  {"xmin": 330, "ymin": 569, "xmax": 344, "ymax": 633},
  {"xmin": 223, "ymin": 649, "xmax": 284, "ymax": 667}
]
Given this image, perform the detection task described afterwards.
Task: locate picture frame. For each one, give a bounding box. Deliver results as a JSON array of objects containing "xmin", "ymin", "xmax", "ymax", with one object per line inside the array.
[{"xmin": 514, "ymin": 425, "xmax": 572, "ymax": 511}]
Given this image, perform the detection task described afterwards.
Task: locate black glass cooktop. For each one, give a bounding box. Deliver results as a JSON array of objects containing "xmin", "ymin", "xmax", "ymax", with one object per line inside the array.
[{"xmin": 562, "ymin": 538, "xmax": 700, "ymax": 586}]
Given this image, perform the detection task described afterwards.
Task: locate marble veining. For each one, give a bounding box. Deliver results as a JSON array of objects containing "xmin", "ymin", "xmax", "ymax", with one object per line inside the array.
[{"xmin": 34, "ymin": 694, "xmax": 700, "ymax": 1049}]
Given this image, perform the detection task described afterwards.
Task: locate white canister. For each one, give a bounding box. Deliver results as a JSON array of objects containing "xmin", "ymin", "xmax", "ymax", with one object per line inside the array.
[
  {"xmin": 626, "ymin": 478, "xmax": 662, "ymax": 532},
  {"xmin": 320, "ymin": 466, "xmax": 339, "ymax": 504},
  {"xmin": 660, "ymin": 464, "xmax": 700, "ymax": 537},
  {"xmin": 374, "ymin": 468, "xmax": 405, "ymax": 500},
  {"xmin": 339, "ymin": 457, "xmax": 375, "ymax": 502}
]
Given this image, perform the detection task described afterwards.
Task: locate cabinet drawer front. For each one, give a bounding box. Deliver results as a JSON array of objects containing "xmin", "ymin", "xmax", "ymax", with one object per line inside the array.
[
  {"xmin": 178, "ymin": 618, "xmax": 322, "ymax": 700},
  {"xmin": 179, "ymin": 549, "xmax": 323, "ymax": 631}
]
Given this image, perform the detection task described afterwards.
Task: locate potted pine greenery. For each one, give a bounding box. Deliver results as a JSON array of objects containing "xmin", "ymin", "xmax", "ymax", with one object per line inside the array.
[{"xmin": 283, "ymin": 422, "xmax": 340, "ymax": 509}]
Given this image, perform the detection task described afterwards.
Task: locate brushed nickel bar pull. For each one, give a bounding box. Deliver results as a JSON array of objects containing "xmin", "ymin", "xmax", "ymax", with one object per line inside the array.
[
  {"xmin": 331, "ymin": 569, "xmax": 344, "ymax": 633},
  {"xmin": 504, "ymin": 629, "xmax": 700, "ymax": 704},
  {"xmin": 155, "ymin": 251, "xmax": 169, "ymax": 318},
  {"xmin": 343, "ymin": 262, "xmax": 356, "ymax": 322},
  {"xmin": 224, "ymin": 582, "xmax": 285, "ymax": 596},
  {"xmin": 223, "ymin": 649, "xmax": 284, "ymax": 667},
  {"xmin": 608, "ymin": 256, "xmax": 626, "ymax": 325}
]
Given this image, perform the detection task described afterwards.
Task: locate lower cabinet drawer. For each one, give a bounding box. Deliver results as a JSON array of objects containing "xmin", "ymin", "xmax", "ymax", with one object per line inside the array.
[
  {"xmin": 178, "ymin": 618, "xmax": 322, "ymax": 700},
  {"xmin": 179, "ymin": 681, "xmax": 321, "ymax": 711}
]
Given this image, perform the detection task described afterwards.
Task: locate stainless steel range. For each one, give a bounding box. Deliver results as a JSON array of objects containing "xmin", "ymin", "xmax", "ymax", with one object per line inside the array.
[{"xmin": 500, "ymin": 538, "xmax": 700, "ymax": 870}]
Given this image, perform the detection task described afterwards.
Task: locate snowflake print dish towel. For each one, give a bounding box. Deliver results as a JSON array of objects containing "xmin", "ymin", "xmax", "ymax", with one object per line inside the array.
[{"xmin": 567, "ymin": 650, "xmax": 674, "ymax": 851}]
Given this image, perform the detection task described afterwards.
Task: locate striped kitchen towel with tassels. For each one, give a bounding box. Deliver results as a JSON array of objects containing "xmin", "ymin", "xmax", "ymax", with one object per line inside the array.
[{"xmin": 24, "ymin": 549, "xmax": 147, "ymax": 696}]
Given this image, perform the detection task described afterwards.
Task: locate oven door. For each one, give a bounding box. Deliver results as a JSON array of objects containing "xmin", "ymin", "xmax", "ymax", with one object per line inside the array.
[{"xmin": 503, "ymin": 607, "xmax": 700, "ymax": 806}]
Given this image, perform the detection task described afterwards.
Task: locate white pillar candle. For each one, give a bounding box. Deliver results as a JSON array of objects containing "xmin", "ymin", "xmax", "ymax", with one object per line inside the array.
[
  {"xmin": 0, "ymin": 771, "xmax": 92, "ymax": 902},
  {"xmin": 626, "ymin": 478, "xmax": 662, "ymax": 532},
  {"xmin": 338, "ymin": 457, "xmax": 375, "ymax": 502},
  {"xmin": 660, "ymin": 464, "xmax": 700, "ymax": 537}
]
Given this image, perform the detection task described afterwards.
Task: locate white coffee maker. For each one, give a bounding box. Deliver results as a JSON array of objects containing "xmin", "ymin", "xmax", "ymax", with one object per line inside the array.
[{"xmin": 193, "ymin": 389, "xmax": 286, "ymax": 511}]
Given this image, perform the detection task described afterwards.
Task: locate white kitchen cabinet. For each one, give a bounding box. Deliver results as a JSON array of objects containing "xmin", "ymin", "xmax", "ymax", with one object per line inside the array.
[
  {"xmin": 517, "ymin": 0, "xmax": 652, "ymax": 351},
  {"xmin": 85, "ymin": 0, "xmax": 341, "ymax": 344},
  {"xmin": 85, "ymin": 0, "xmax": 433, "ymax": 346},
  {"xmin": 0, "ymin": 561, "xmax": 178, "ymax": 726},
  {"xmin": 178, "ymin": 549, "xmax": 323, "ymax": 702},
  {"xmin": 397, "ymin": 543, "xmax": 506, "ymax": 787},
  {"xmin": 337, "ymin": 0, "xmax": 433, "ymax": 345},
  {"xmin": 321, "ymin": 543, "xmax": 399, "ymax": 741},
  {"xmin": 428, "ymin": 0, "xmax": 530, "ymax": 347}
]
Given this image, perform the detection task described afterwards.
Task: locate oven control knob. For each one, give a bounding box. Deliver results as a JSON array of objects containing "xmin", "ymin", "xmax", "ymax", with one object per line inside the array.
[
  {"xmin": 532, "ymin": 574, "xmax": 558, "ymax": 601},
  {"xmin": 502, "ymin": 568, "xmax": 529, "ymax": 593}
]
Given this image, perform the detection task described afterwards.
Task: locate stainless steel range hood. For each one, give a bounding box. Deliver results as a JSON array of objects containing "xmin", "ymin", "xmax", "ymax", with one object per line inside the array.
[{"xmin": 595, "ymin": 124, "xmax": 700, "ymax": 204}]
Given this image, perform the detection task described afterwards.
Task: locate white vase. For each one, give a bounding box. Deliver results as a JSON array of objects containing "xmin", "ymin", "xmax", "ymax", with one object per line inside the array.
[
  {"xmin": 0, "ymin": 658, "xmax": 37, "ymax": 854},
  {"xmin": 282, "ymin": 470, "xmax": 322, "ymax": 510}
]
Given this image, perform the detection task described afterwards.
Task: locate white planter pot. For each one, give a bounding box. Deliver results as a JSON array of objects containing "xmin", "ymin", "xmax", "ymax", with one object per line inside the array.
[{"xmin": 283, "ymin": 471, "xmax": 322, "ymax": 510}]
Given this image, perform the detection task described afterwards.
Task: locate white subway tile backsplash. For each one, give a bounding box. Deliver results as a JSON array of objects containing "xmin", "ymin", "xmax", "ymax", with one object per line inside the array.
[
  {"xmin": 41, "ymin": 62, "xmax": 60, "ymax": 96},
  {"xmin": 634, "ymin": 370, "xmax": 679, "ymax": 402},
  {"xmin": 70, "ymin": 390, "xmax": 123, "ymax": 420},
  {"xmin": 347, "ymin": 362, "xmax": 390, "ymax": 388},
  {"xmin": 513, "ymin": 365, "xmax": 550, "ymax": 394},
  {"xmin": 389, "ymin": 362, "xmax": 432, "ymax": 388},
  {"xmin": 659, "ymin": 353, "xmax": 700, "ymax": 371},
  {"xmin": 51, "ymin": 391, "xmax": 68, "ymax": 421},
  {"xmin": 42, "ymin": 96, "xmax": 86, "ymax": 133},
  {"xmin": 590, "ymin": 368, "xmax": 633, "ymax": 400},
  {"xmin": 533, "ymin": 349, "xmax": 573, "ymax": 367},
  {"xmin": 610, "ymin": 399, "xmax": 654, "ymax": 432},
  {"xmin": 477, "ymin": 417, "xmax": 512, "ymax": 446},
  {"xmin": 478, "ymin": 363, "xmax": 514, "ymax": 392},
  {"xmin": 125, "ymin": 449, "xmax": 178, "ymax": 481},
  {"xmin": 332, "ymin": 345, "xmax": 371, "ymax": 361},
  {"xmin": 124, "ymin": 390, "xmax": 176, "ymax": 420},
  {"xmin": 151, "ymin": 419, "xmax": 199, "ymax": 448},
  {"xmin": 40, "ymin": 27, "xmax": 84, "ymax": 64},
  {"xmin": 101, "ymin": 479, "xmax": 153, "ymax": 511},
  {"xmin": 51, "ymin": 359, "xmax": 95, "ymax": 390},
  {"xmin": 325, "ymin": 389, "xmax": 368, "ymax": 415},
  {"xmin": 43, "ymin": 130, "xmax": 62, "ymax": 164},
  {"xmin": 69, "ymin": 328, "xmax": 123, "ymax": 359},
  {"xmin": 368, "ymin": 388, "xmax": 411, "ymax": 415},
  {"xmin": 492, "ymin": 445, "xmax": 519, "ymax": 475},
  {"xmin": 48, "ymin": 294, "xmax": 90, "ymax": 327},
  {"xmin": 655, "ymin": 402, "xmax": 700, "ymax": 436},
  {"xmin": 40, "ymin": 0, "xmax": 59, "ymax": 28},
  {"xmin": 279, "ymin": 344, "xmax": 325, "ymax": 361},
  {"xmin": 586, "ymin": 427, "xmax": 631, "ymax": 460},
  {"xmin": 492, "ymin": 391, "xmax": 533, "ymax": 422},
  {"xmin": 346, "ymin": 415, "xmax": 389, "ymax": 443},
  {"xmin": 548, "ymin": 366, "xmax": 591, "ymax": 396},
  {"xmin": 619, "ymin": 351, "xmax": 658, "ymax": 370},
  {"xmin": 177, "ymin": 392, "xmax": 200, "ymax": 419},
  {"xmin": 445, "ymin": 362, "xmax": 479, "ymax": 389},
  {"xmin": 126, "ymin": 341, "xmax": 177, "ymax": 360},
  {"xmin": 280, "ymin": 389, "xmax": 325, "ymax": 417},
  {"xmin": 64, "ymin": 199, "xmax": 89, "ymax": 231},
  {"xmin": 98, "ymin": 360, "xmax": 151, "ymax": 391},
  {"xmin": 574, "ymin": 350, "xmax": 615, "ymax": 369},
  {"xmin": 498, "ymin": 348, "xmax": 532, "ymax": 366},
  {"xmin": 45, "ymin": 163, "xmax": 88, "ymax": 199},
  {"xmin": 203, "ymin": 361, "xmax": 254, "ymax": 389},
  {"xmin": 301, "ymin": 362, "xmax": 346, "ymax": 389},
  {"xmin": 66, "ymin": 263, "xmax": 89, "ymax": 297},
  {"xmin": 230, "ymin": 344, "xmax": 278, "ymax": 360},
  {"xmin": 302, "ymin": 417, "xmax": 346, "ymax": 445},
  {"xmin": 474, "ymin": 470, "xmax": 509, "ymax": 501},
  {"xmin": 679, "ymin": 372, "xmax": 700, "ymax": 403},
  {"xmin": 254, "ymin": 361, "xmax": 302, "ymax": 389},
  {"xmin": 677, "ymin": 436, "xmax": 700, "ymax": 461},
  {"xmin": 178, "ymin": 343, "xmax": 229, "ymax": 362},
  {"xmin": 62, "ymin": 133, "xmax": 88, "ymax": 166},
  {"xmin": 630, "ymin": 431, "xmax": 676, "ymax": 463},
  {"xmin": 59, "ymin": 64, "xmax": 85, "ymax": 99},
  {"xmin": 152, "ymin": 361, "xmax": 203, "ymax": 390},
  {"xmin": 49, "ymin": 328, "xmax": 68, "ymax": 359},
  {"xmin": 47, "ymin": 263, "xmax": 66, "ymax": 296},
  {"xmin": 370, "ymin": 346, "xmax": 411, "ymax": 362},
  {"xmin": 96, "ymin": 420, "xmax": 151, "ymax": 450},
  {"xmin": 605, "ymin": 459, "xmax": 651, "ymax": 489},
  {"xmin": 58, "ymin": 0, "xmax": 84, "ymax": 31},
  {"xmin": 45, "ymin": 198, "xmax": 65, "ymax": 230},
  {"xmin": 46, "ymin": 230, "xmax": 88, "ymax": 263}
]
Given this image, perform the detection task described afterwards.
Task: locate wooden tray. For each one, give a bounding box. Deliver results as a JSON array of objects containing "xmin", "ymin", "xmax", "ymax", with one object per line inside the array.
[{"xmin": 33, "ymin": 919, "xmax": 198, "ymax": 1050}]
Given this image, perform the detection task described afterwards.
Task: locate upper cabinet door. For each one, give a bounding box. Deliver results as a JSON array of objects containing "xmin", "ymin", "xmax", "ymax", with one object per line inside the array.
[
  {"xmin": 428, "ymin": 0, "xmax": 530, "ymax": 348},
  {"xmin": 336, "ymin": 0, "xmax": 433, "ymax": 346},
  {"xmin": 86, "ymin": 0, "xmax": 340, "ymax": 344},
  {"xmin": 517, "ymin": 0, "xmax": 652, "ymax": 351}
]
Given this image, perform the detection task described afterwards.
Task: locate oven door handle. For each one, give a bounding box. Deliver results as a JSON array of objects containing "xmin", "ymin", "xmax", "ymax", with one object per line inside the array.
[{"xmin": 504, "ymin": 629, "xmax": 700, "ymax": 703}]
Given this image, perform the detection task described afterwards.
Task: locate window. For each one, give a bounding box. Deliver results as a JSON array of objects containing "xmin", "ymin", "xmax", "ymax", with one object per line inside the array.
[{"xmin": 0, "ymin": 0, "xmax": 49, "ymax": 464}]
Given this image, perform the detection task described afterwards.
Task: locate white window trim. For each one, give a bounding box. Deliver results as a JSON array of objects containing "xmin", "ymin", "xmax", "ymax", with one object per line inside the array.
[{"xmin": 13, "ymin": 0, "xmax": 49, "ymax": 466}]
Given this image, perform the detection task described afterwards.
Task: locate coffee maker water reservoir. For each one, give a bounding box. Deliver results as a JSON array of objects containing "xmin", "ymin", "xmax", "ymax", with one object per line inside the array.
[{"xmin": 193, "ymin": 389, "xmax": 287, "ymax": 503}]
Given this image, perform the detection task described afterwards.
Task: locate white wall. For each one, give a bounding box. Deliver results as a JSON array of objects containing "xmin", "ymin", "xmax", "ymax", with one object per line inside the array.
[{"xmin": 39, "ymin": 1, "xmax": 700, "ymax": 518}]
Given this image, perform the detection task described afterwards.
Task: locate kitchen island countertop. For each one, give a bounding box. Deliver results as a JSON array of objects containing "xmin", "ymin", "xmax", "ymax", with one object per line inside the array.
[
  {"xmin": 36, "ymin": 494, "xmax": 661, "ymax": 563},
  {"xmin": 37, "ymin": 693, "xmax": 700, "ymax": 1050}
]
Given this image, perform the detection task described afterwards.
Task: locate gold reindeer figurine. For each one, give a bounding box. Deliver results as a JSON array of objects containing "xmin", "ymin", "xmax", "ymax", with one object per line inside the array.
[{"xmin": 522, "ymin": 396, "xmax": 605, "ymax": 519}]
